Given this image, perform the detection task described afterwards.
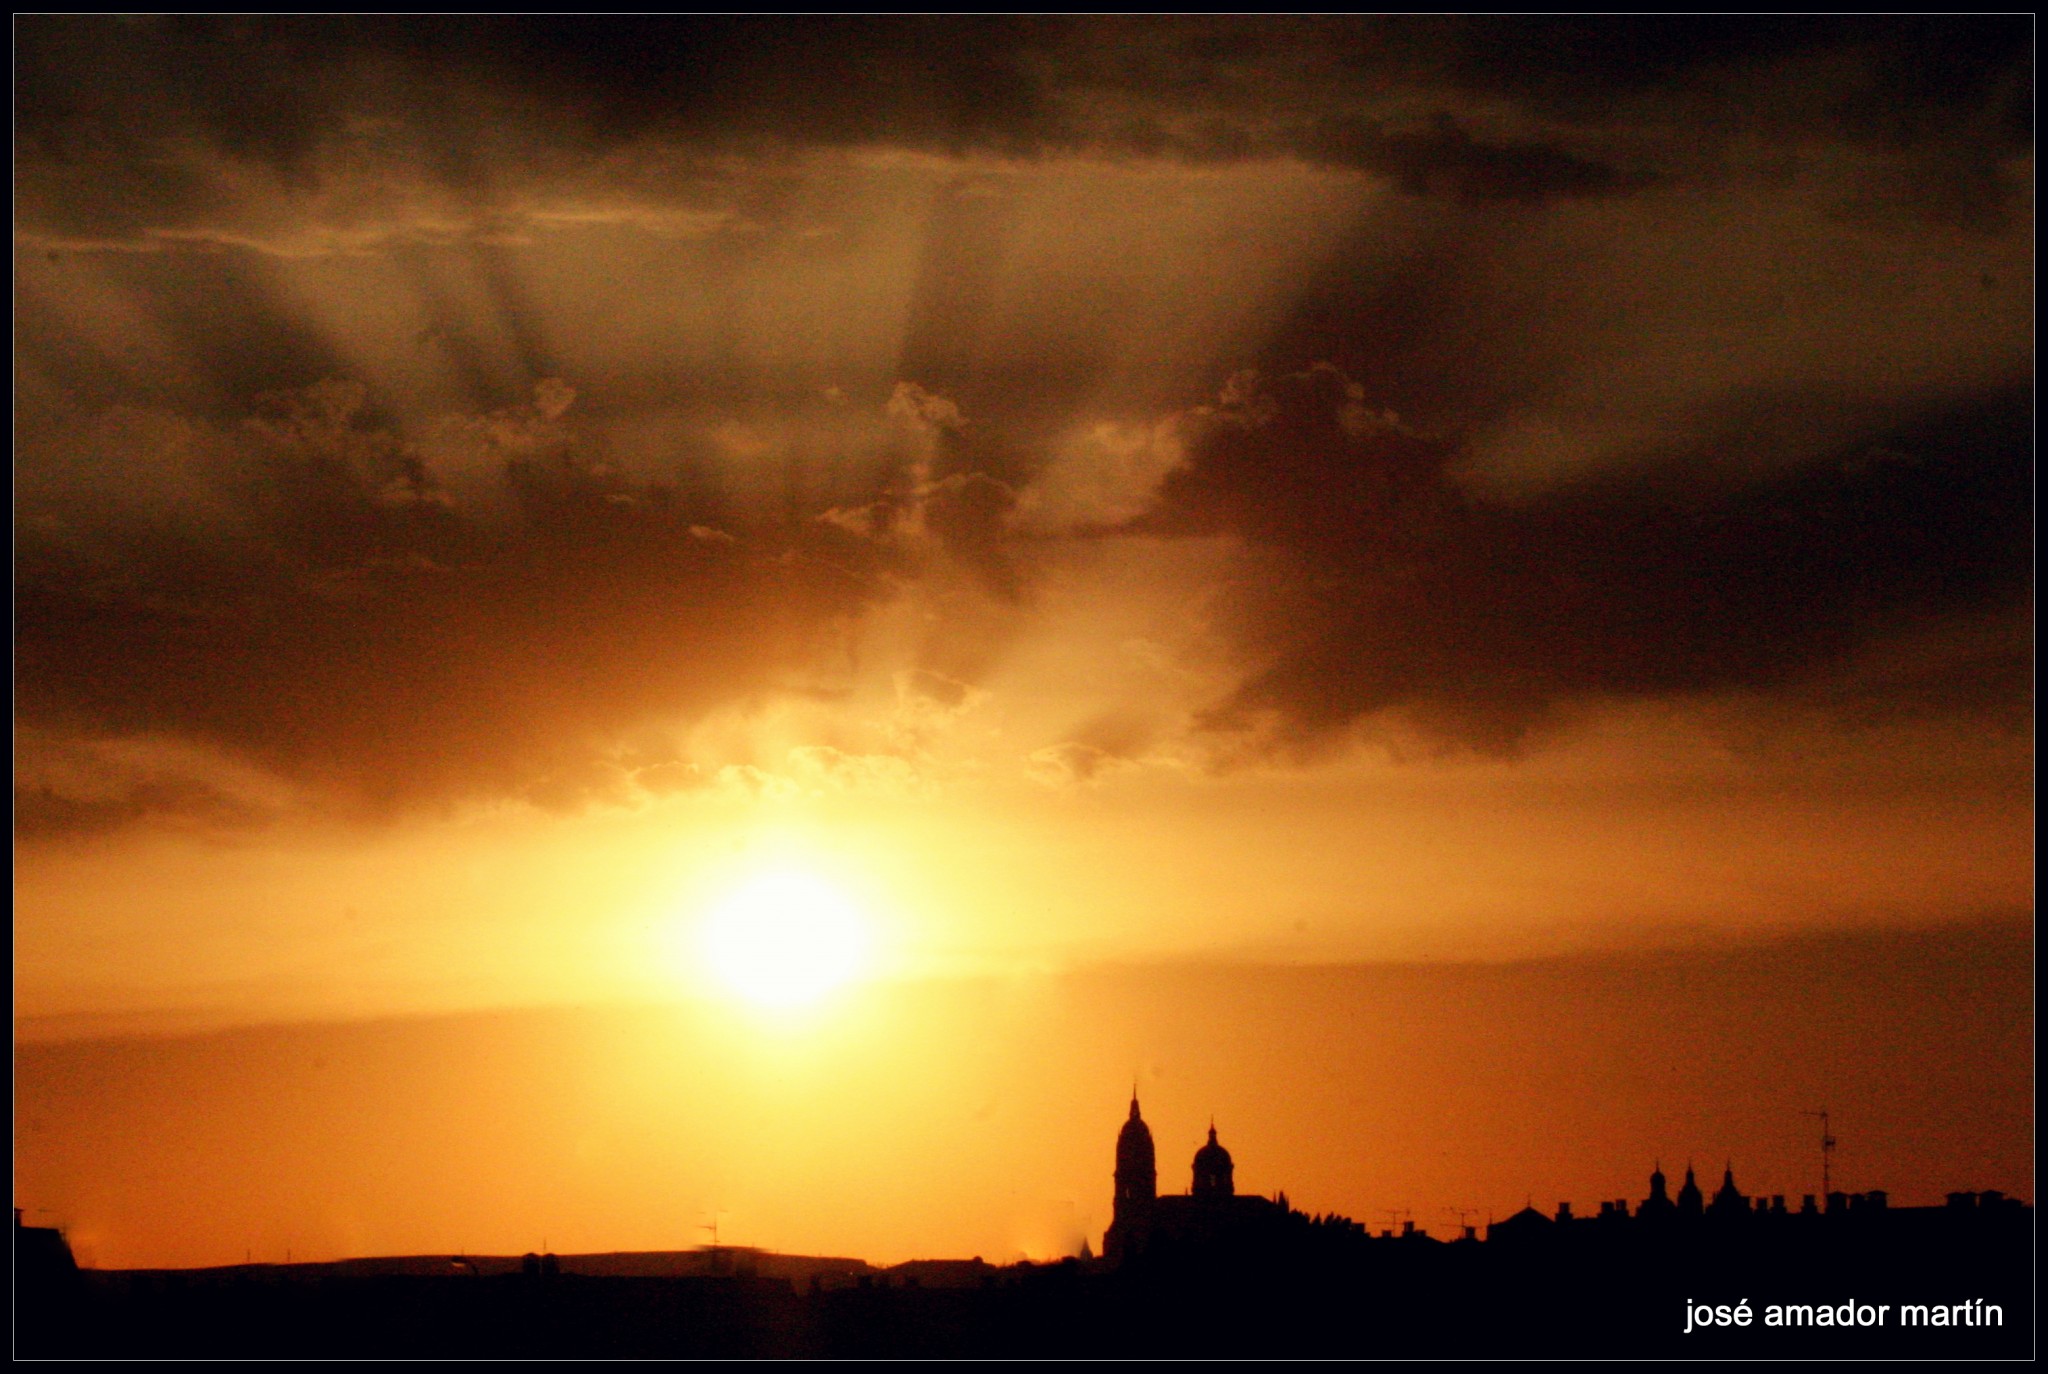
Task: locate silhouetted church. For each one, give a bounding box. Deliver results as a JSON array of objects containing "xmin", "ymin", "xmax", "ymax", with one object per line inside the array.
[{"xmin": 1103, "ymin": 1094, "xmax": 1291, "ymax": 1263}]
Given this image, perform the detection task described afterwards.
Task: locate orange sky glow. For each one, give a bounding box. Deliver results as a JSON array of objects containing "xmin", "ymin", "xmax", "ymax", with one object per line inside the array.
[{"xmin": 14, "ymin": 17, "xmax": 2033, "ymax": 1270}]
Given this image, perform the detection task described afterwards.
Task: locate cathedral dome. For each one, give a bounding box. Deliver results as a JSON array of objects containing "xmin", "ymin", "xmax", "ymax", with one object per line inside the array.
[{"xmin": 1192, "ymin": 1124, "xmax": 1235, "ymax": 1198}]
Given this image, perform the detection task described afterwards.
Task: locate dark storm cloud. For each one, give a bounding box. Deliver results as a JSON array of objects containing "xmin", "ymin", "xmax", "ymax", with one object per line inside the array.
[
  {"xmin": 13, "ymin": 777, "xmax": 258, "ymax": 840},
  {"xmin": 13, "ymin": 381, "xmax": 903, "ymax": 823},
  {"xmin": 1136, "ymin": 366, "xmax": 2033, "ymax": 754},
  {"xmin": 1299, "ymin": 114, "xmax": 1651, "ymax": 204},
  {"xmin": 1425, "ymin": 16, "xmax": 2030, "ymax": 128},
  {"xmin": 11, "ymin": 16, "xmax": 2031, "ymax": 824},
  {"xmin": 15, "ymin": 245, "xmax": 355, "ymax": 413},
  {"xmin": 16, "ymin": 16, "xmax": 2029, "ymax": 244}
]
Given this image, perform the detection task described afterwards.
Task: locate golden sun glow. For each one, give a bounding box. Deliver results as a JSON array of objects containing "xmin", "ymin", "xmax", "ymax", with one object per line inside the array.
[{"xmin": 700, "ymin": 870, "xmax": 873, "ymax": 1010}]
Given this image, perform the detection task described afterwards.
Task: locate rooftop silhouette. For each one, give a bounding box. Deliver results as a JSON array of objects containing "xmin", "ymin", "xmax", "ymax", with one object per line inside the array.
[{"xmin": 13, "ymin": 1093, "xmax": 2032, "ymax": 1357}]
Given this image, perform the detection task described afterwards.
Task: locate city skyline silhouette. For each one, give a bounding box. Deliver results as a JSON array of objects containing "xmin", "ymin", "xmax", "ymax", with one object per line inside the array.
[
  {"xmin": 13, "ymin": 14, "xmax": 2031, "ymax": 1359},
  {"xmin": 17, "ymin": 1085, "xmax": 2032, "ymax": 1357}
]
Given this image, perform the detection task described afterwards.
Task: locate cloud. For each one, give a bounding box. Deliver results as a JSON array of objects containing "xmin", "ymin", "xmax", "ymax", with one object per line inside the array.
[
  {"xmin": 17, "ymin": 17, "xmax": 2028, "ymax": 269},
  {"xmin": 14, "ymin": 379, "xmax": 900, "ymax": 822},
  {"xmin": 1299, "ymin": 113, "xmax": 1653, "ymax": 203},
  {"xmin": 1012, "ymin": 421, "xmax": 1186, "ymax": 534},
  {"xmin": 12, "ymin": 370, "xmax": 1044, "ymax": 830},
  {"xmin": 11, "ymin": 18, "xmax": 2030, "ymax": 829},
  {"xmin": 785, "ymin": 745, "xmax": 934, "ymax": 800},
  {"xmin": 1025, "ymin": 711, "xmax": 1167, "ymax": 788},
  {"xmin": 12, "ymin": 730, "xmax": 305, "ymax": 839},
  {"xmin": 817, "ymin": 385, "xmax": 1025, "ymax": 601},
  {"xmin": 885, "ymin": 380, "xmax": 968, "ymax": 434},
  {"xmin": 1026, "ymin": 742, "xmax": 1133, "ymax": 789},
  {"xmin": 1133, "ymin": 366, "xmax": 2033, "ymax": 755}
]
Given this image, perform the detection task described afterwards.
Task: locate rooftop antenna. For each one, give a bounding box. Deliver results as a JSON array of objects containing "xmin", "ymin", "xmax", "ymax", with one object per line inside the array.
[
  {"xmin": 700, "ymin": 1209, "xmax": 730, "ymax": 1273},
  {"xmin": 1803, "ymin": 1107, "xmax": 1837, "ymax": 1197}
]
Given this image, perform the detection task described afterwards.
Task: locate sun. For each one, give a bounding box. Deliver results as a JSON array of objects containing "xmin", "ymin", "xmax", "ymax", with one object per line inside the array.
[{"xmin": 700, "ymin": 870, "xmax": 872, "ymax": 1010}]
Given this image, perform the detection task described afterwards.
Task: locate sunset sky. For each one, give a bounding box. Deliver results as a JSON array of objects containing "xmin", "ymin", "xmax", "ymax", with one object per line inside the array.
[{"xmin": 14, "ymin": 17, "xmax": 2032, "ymax": 1269}]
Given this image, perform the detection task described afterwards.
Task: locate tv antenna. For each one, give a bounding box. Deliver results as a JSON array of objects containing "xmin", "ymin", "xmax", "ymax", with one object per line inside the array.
[
  {"xmin": 700, "ymin": 1209, "xmax": 730, "ymax": 1273},
  {"xmin": 1803, "ymin": 1107, "xmax": 1837, "ymax": 1197}
]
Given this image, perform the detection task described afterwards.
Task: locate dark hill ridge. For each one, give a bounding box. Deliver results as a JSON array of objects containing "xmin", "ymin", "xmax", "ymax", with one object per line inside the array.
[
  {"xmin": 91, "ymin": 1247, "xmax": 873, "ymax": 1285},
  {"xmin": 19, "ymin": 1205, "xmax": 2032, "ymax": 1358}
]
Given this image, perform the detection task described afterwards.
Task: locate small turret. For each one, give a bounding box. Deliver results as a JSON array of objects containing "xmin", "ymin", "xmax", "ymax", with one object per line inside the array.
[
  {"xmin": 1642, "ymin": 1162, "xmax": 1674, "ymax": 1214},
  {"xmin": 1677, "ymin": 1163, "xmax": 1704, "ymax": 1216},
  {"xmin": 1711, "ymin": 1161, "xmax": 1747, "ymax": 1216}
]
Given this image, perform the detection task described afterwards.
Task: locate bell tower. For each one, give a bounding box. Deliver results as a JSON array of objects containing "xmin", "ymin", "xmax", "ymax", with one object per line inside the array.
[
  {"xmin": 1114, "ymin": 1092, "xmax": 1157, "ymax": 1207},
  {"xmin": 1105, "ymin": 1091, "xmax": 1159, "ymax": 1264}
]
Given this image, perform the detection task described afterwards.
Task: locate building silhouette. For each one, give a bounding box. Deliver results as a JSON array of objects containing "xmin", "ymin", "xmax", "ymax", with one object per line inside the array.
[
  {"xmin": 15, "ymin": 1206, "xmax": 78, "ymax": 1280},
  {"xmin": 15, "ymin": 1206, "xmax": 83, "ymax": 1357},
  {"xmin": 1113, "ymin": 1091, "xmax": 1155, "ymax": 1214},
  {"xmin": 1710, "ymin": 1162, "xmax": 1747, "ymax": 1216},
  {"xmin": 1100, "ymin": 1089, "xmax": 2030, "ymax": 1281},
  {"xmin": 13, "ymin": 1132, "xmax": 2032, "ymax": 1359},
  {"xmin": 1487, "ymin": 1160, "xmax": 2027, "ymax": 1247},
  {"xmin": 1676, "ymin": 1162, "xmax": 1704, "ymax": 1216},
  {"xmin": 1103, "ymin": 1096, "xmax": 1291, "ymax": 1263},
  {"xmin": 1639, "ymin": 1162, "xmax": 1673, "ymax": 1215}
]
